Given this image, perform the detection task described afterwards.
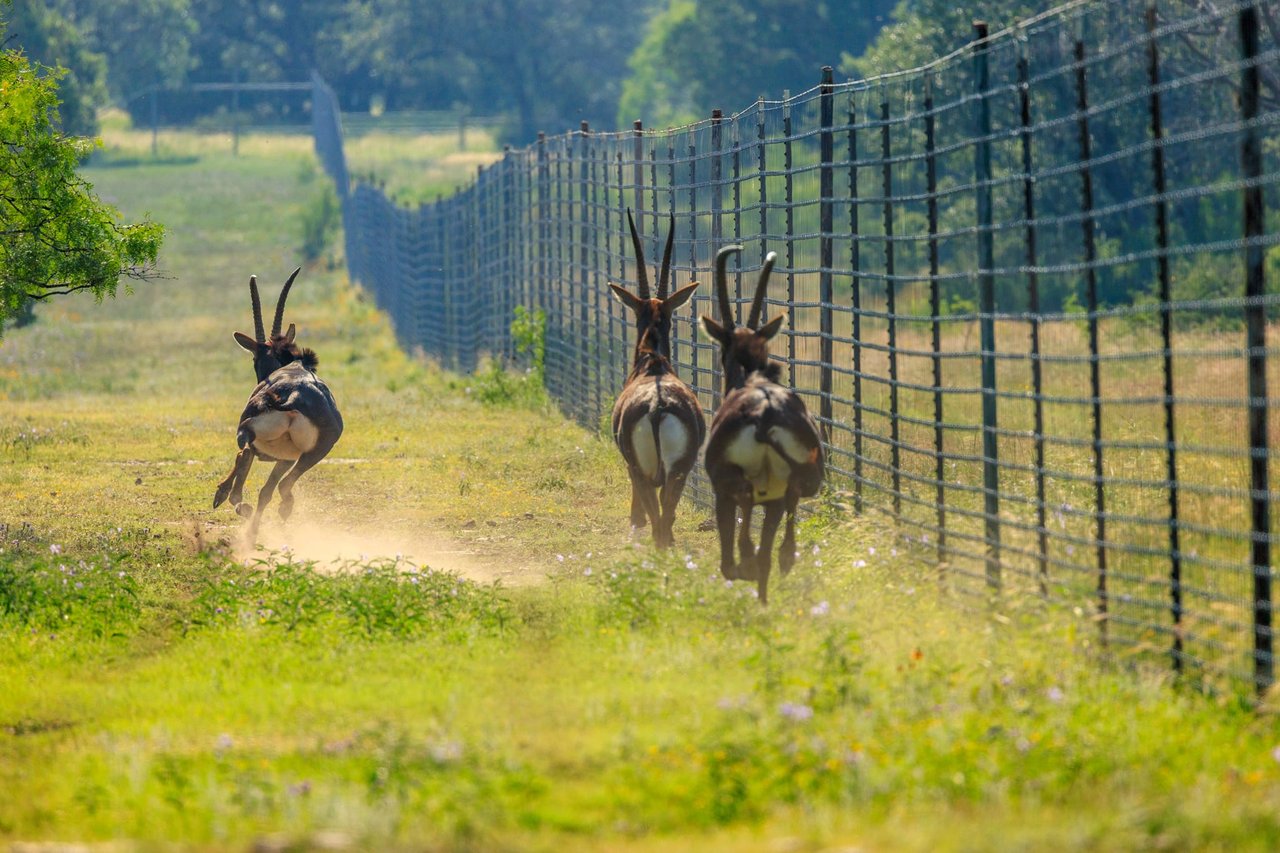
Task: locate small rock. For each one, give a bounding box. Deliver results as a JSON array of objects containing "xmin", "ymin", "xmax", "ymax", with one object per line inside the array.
[
  {"xmin": 462, "ymin": 519, "xmax": 477, "ymax": 529},
  {"xmin": 135, "ymin": 477, "xmax": 143, "ymax": 485}
]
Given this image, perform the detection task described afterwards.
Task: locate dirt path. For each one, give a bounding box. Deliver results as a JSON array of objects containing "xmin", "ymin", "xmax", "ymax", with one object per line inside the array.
[{"xmin": 236, "ymin": 516, "xmax": 541, "ymax": 586}]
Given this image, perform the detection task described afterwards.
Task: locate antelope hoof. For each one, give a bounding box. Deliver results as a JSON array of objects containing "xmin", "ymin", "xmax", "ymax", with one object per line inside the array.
[
  {"xmin": 278, "ymin": 500, "xmax": 294, "ymax": 522},
  {"xmin": 213, "ymin": 483, "xmax": 232, "ymax": 509},
  {"xmin": 235, "ymin": 502, "xmax": 253, "ymax": 519},
  {"xmin": 779, "ymin": 548, "xmax": 796, "ymax": 576},
  {"xmin": 734, "ymin": 557, "xmax": 759, "ymax": 581}
]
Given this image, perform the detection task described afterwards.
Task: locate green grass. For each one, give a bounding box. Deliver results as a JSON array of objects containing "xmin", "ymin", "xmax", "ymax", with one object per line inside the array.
[{"xmin": 1, "ymin": 129, "xmax": 1280, "ymax": 851}]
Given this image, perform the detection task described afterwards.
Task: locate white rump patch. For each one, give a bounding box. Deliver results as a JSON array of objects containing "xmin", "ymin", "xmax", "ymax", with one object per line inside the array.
[
  {"xmin": 767, "ymin": 426, "xmax": 813, "ymax": 465},
  {"xmin": 630, "ymin": 420, "xmax": 659, "ymax": 480},
  {"xmin": 248, "ymin": 410, "xmax": 319, "ymax": 461},
  {"xmin": 724, "ymin": 426, "xmax": 790, "ymax": 502},
  {"xmin": 657, "ymin": 414, "xmax": 690, "ymax": 470},
  {"xmin": 630, "ymin": 413, "xmax": 691, "ymax": 482}
]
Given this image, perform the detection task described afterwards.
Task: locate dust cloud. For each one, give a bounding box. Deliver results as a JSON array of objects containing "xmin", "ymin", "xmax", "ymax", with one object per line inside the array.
[{"xmin": 236, "ymin": 516, "xmax": 535, "ymax": 585}]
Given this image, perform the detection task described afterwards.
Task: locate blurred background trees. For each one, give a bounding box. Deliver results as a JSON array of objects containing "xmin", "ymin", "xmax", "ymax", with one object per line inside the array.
[{"xmin": 3, "ymin": 0, "xmax": 912, "ymax": 142}]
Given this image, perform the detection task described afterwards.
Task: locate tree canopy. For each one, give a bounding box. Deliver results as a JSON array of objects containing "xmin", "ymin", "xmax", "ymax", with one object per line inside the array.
[{"xmin": 0, "ymin": 37, "xmax": 163, "ymax": 329}]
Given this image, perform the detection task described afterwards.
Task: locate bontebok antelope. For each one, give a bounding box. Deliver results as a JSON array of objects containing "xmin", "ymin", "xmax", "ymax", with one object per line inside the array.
[
  {"xmin": 700, "ymin": 246, "xmax": 824, "ymax": 603},
  {"xmin": 609, "ymin": 210, "xmax": 706, "ymax": 547},
  {"xmin": 213, "ymin": 268, "xmax": 343, "ymax": 539}
]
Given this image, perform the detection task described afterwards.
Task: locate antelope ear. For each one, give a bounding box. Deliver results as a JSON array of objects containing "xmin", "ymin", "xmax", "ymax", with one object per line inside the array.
[
  {"xmin": 609, "ymin": 284, "xmax": 643, "ymax": 312},
  {"xmin": 757, "ymin": 312, "xmax": 786, "ymax": 341},
  {"xmin": 662, "ymin": 281, "xmax": 699, "ymax": 315},
  {"xmin": 700, "ymin": 315, "xmax": 730, "ymax": 344},
  {"xmin": 233, "ymin": 332, "xmax": 259, "ymax": 352},
  {"xmin": 284, "ymin": 323, "xmax": 296, "ymax": 344}
]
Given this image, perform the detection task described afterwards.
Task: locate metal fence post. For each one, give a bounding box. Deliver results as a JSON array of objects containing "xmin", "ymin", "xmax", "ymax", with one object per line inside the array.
[
  {"xmin": 1017, "ymin": 48, "xmax": 1048, "ymax": 596},
  {"xmin": 1240, "ymin": 2, "xmax": 1272, "ymax": 693},
  {"xmin": 849, "ymin": 92, "xmax": 864, "ymax": 516},
  {"xmin": 925, "ymin": 71, "xmax": 946, "ymax": 568},
  {"xmin": 711, "ymin": 108, "xmax": 725, "ymax": 408},
  {"xmin": 579, "ymin": 121, "xmax": 592, "ymax": 420},
  {"xmin": 783, "ymin": 92, "xmax": 797, "ymax": 383},
  {"xmin": 633, "ymin": 120, "xmax": 644, "ymax": 223},
  {"xmin": 1074, "ymin": 38, "xmax": 1107, "ymax": 638},
  {"xmin": 881, "ymin": 94, "xmax": 901, "ymax": 520},
  {"xmin": 973, "ymin": 21, "xmax": 1001, "ymax": 590},
  {"xmin": 819, "ymin": 67, "xmax": 835, "ymax": 445},
  {"xmin": 1145, "ymin": 5, "xmax": 1183, "ymax": 669}
]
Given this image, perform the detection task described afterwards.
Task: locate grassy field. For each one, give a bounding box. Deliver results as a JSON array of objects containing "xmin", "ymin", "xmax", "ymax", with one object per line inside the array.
[{"xmin": 2, "ymin": 132, "xmax": 1280, "ymax": 851}]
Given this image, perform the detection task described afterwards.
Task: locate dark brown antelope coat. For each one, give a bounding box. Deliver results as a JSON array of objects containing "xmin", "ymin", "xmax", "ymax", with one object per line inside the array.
[
  {"xmin": 213, "ymin": 268, "xmax": 343, "ymax": 539},
  {"xmin": 701, "ymin": 246, "xmax": 824, "ymax": 603},
  {"xmin": 609, "ymin": 211, "xmax": 705, "ymax": 547}
]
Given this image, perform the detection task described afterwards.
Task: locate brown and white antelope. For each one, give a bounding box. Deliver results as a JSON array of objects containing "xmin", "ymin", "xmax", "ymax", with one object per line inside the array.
[
  {"xmin": 608, "ymin": 210, "xmax": 706, "ymax": 547},
  {"xmin": 700, "ymin": 246, "xmax": 824, "ymax": 603},
  {"xmin": 213, "ymin": 268, "xmax": 343, "ymax": 540}
]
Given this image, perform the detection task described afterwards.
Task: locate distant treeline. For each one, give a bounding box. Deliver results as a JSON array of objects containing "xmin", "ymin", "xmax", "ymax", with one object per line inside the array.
[{"xmin": 5, "ymin": 0, "xmax": 897, "ymax": 143}]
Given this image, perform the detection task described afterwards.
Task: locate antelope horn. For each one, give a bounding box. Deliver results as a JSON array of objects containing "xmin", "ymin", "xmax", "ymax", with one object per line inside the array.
[
  {"xmin": 272, "ymin": 267, "xmax": 301, "ymax": 337},
  {"xmin": 657, "ymin": 214, "xmax": 676, "ymax": 299},
  {"xmin": 747, "ymin": 251, "xmax": 777, "ymax": 330},
  {"xmin": 714, "ymin": 245, "xmax": 742, "ymax": 327},
  {"xmin": 249, "ymin": 275, "xmax": 265, "ymax": 342},
  {"xmin": 626, "ymin": 208, "xmax": 651, "ymax": 300}
]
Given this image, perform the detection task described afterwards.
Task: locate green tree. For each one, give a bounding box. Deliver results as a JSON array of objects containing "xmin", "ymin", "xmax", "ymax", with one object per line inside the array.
[
  {"xmin": 0, "ymin": 42, "xmax": 163, "ymax": 330},
  {"xmin": 619, "ymin": 0, "xmax": 895, "ymax": 130},
  {"xmin": 4, "ymin": 1, "xmax": 106, "ymax": 136},
  {"xmin": 45, "ymin": 0, "xmax": 196, "ymax": 110}
]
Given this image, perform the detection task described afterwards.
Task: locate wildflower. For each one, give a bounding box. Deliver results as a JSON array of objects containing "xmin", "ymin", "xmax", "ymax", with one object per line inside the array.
[
  {"xmin": 779, "ymin": 702, "xmax": 814, "ymax": 722},
  {"xmin": 853, "ymin": 559, "xmax": 867, "ymax": 569},
  {"xmin": 811, "ymin": 544, "xmax": 821, "ymax": 555},
  {"xmin": 1046, "ymin": 686, "xmax": 1065, "ymax": 703},
  {"xmin": 287, "ymin": 780, "xmax": 312, "ymax": 797},
  {"xmin": 1272, "ymin": 746, "xmax": 1280, "ymax": 764},
  {"xmin": 215, "ymin": 733, "xmax": 234, "ymax": 754},
  {"xmin": 868, "ymin": 547, "xmax": 876, "ymax": 556},
  {"xmin": 810, "ymin": 600, "xmax": 830, "ymax": 617},
  {"xmin": 556, "ymin": 554, "xmax": 565, "ymax": 562},
  {"xmin": 49, "ymin": 544, "xmax": 61, "ymax": 555},
  {"xmin": 429, "ymin": 740, "xmax": 464, "ymax": 763},
  {"xmin": 583, "ymin": 567, "xmax": 593, "ymax": 577}
]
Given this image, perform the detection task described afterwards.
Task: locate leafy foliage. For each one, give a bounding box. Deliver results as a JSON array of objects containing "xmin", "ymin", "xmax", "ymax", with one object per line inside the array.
[
  {"xmin": 472, "ymin": 305, "xmax": 548, "ymax": 408},
  {"xmin": 4, "ymin": 0, "xmax": 107, "ymax": 136},
  {"xmin": 0, "ymin": 549, "xmax": 140, "ymax": 637},
  {"xmin": 620, "ymin": 0, "xmax": 896, "ymax": 129},
  {"xmin": 192, "ymin": 553, "xmax": 509, "ymax": 639},
  {"xmin": 0, "ymin": 38, "xmax": 163, "ymax": 329}
]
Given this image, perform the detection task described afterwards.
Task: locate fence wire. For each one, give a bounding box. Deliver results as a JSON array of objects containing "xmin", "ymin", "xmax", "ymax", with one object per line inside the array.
[{"xmin": 312, "ymin": 0, "xmax": 1279, "ymax": 694}]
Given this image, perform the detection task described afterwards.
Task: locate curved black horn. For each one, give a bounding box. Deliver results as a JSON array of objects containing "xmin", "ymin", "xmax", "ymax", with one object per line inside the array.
[
  {"xmin": 657, "ymin": 214, "xmax": 676, "ymax": 299},
  {"xmin": 272, "ymin": 267, "xmax": 301, "ymax": 337},
  {"xmin": 714, "ymin": 245, "xmax": 742, "ymax": 327},
  {"xmin": 249, "ymin": 275, "xmax": 265, "ymax": 342},
  {"xmin": 626, "ymin": 209, "xmax": 651, "ymax": 300},
  {"xmin": 746, "ymin": 251, "xmax": 777, "ymax": 329}
]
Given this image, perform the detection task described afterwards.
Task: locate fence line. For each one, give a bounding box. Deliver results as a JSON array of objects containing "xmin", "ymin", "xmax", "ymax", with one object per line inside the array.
[{"xmin": 311, "ymin": 0, "xmax": 1279, "ymax": 694}]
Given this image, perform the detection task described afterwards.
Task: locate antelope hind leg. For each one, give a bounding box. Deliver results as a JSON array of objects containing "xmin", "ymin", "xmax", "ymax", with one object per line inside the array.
[
  {"xmin": 628, "ymin": 470, "xmax": 650, "ymax": 530},
  {"xmin": 735, "ymin": 500, "xmax": 758, "ymax": 580},
  {"xmin": 778, "ymin": 494, "xmax": 800, "ymax": 576},
  {"xmin": 214, "ymin": 446, "xmax": 254, "ymax": 509},
  {"xmin": 755, "ymin": 500, "xmax": 786, "ymax": 605},
  {"xmin": 714, "ymin": 491, "xmax": 739, "ymax": 579},
  {"xmin": 275, "ymin": 444, "xmax": 334, "ymax": 522},
  {"xmin": 657, "ymin": 472, "xmax": 689, "ymax": 549}
]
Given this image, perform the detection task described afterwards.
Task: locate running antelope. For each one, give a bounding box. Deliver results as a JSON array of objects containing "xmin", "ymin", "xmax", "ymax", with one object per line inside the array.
[
  {"xmin": 609, "ymin": 210, "xmax": 705, "ymax": 547},
  {"xmin": 213, "ymin": 268, "xmax": 343, "ymax": 539},
  {"xmin": 700, "ymin": 246, "xmax": 824, "ymax": 603}
]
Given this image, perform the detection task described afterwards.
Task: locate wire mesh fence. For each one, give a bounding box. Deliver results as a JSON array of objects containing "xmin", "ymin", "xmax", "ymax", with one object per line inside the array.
[{"xmin": 311, "ymin": 0, "xmax": 1279, "ymax": 694}]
